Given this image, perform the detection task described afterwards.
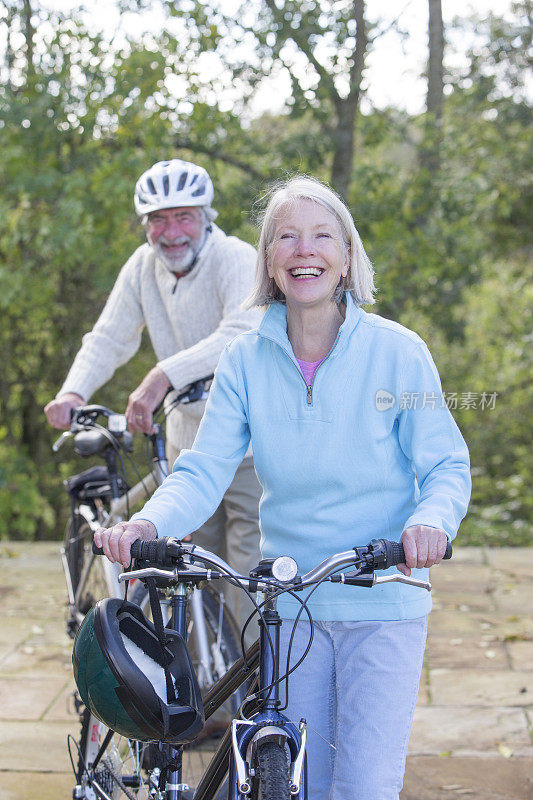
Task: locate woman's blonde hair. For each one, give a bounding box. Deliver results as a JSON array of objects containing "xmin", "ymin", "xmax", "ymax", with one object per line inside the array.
[{"xmin": 244, "ymin": 175, "xmax": 375, "ymax": 308}]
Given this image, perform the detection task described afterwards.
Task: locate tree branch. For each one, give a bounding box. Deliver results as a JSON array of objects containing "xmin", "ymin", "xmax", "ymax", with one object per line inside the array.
[
  {"xmin": 369, "ymin": 0, "xmax": 414, "ymax": 43},
  {"xmin": 263, "ymin": 0, "xmax": 340, "ymax": 100},
  {"xmin": 174, "ymin": 138, "xmax": 268, "ymax": 180}
]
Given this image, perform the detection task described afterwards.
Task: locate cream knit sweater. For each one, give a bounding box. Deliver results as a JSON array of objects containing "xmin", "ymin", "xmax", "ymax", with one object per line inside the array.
[{"xmin": 59, "ymin": 224, "xmax": 262, "ymax": 450}]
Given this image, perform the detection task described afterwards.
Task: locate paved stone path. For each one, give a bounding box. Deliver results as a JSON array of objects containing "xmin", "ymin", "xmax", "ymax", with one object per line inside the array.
[{"xmin": 0, "ymin": 543, "xmax": 531, "ymax": 799}]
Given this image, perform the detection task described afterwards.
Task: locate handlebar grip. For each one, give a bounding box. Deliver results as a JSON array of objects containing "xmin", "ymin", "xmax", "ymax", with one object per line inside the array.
[
  {"xmin": 130, "ymin": 537, "xmax": 179, "ymax": 566},
  {"xmin": 130, "ymin": 539, "xmax": 160, "ymax": 561},
  {"xmin": 91, "ymin": 539, "xmax": 159, "ymax": 559},
  {"xmin": 91, "ymin": 537, "xmax": 177, "ymax": 563},
  {"xmin": 386, "ymin": 539, "xmax": 452, "ymax": 568}
]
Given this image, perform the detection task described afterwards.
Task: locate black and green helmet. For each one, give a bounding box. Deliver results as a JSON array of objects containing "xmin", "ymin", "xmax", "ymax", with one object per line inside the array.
[{"xmin": 73, "ymin": 598, "xmax": 204, "ymax": 743}]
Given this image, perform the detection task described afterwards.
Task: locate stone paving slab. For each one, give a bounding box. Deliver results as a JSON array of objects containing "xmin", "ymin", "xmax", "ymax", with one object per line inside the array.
[
  {"xmin": 0, "ymin": 719, "xmax": 73, "ymax": 772},
  {"xmin": 0, "ymin": 643, "xmax": 71, "ymax": 677},
  {"xmin": 409, "ymin": 706, "xmax": 533, "ymax": 756},
  {"xmin": 426, "ymin": 634, "xmax": 510, "ymax": 670},
  {"xmin": 433, "ymin": 563, "xmax": 494, "ymax": 586},
  {"xmin": 429, "ymin": 668, "xmax": 533, "ymax": 707},
  {"xmin": 0, "ymin": 772, "xmax": 73, "ymax": 800},
  {"xmin": 0, "ymin": 676, "xmax": 69, "ymax": 721},
  {"xmin": 429, "ymin": 609, "xmax": 533, "ymax": 639},
  {"xmin": 0, "ymin": 542, "xmax": 531, "ymax": 799},
  {"xmin": 493, "ymin": 585, "xmax": 533, "ymax": 615},
  {"xmin": 433, "ymin": 591, "xmax": 498, "ymax": 614},
  {"xmin": 45, "ymin": 677, "xmax": 79, "ymax": 722},
  {"xmin": 401, "ymin": 756, "xmax": 533, "ymax": 800},
  {"xmin": 485, "ymin": 549, "xmax": 530, "ymax": 568},
  {"xmin": 508, "ymin": 640, "xmax": 533, "ymax": 671}
]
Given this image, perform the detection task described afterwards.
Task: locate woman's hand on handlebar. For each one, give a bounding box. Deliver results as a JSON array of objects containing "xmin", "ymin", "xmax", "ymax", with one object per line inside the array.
[
  {"xmin": 94, "ymin": 520, "xmax": 157, "ymax": 567},
  {"xmin": 399, "ymin": 525, "xmax": 449, "ymax": 577}
]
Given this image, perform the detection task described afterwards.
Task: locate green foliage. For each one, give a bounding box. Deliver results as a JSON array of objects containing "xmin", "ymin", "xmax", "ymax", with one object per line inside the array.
[
  {"xmin": 0, "ymin": 430, "xmax": 55, "ymax": 539},
  {"xmin": 400, "ymin": 255, "xmax": 532, "ymax": 545},
  {"xmin": 0, "ymin": 1, "xmax": 530, "ymax": 544}
]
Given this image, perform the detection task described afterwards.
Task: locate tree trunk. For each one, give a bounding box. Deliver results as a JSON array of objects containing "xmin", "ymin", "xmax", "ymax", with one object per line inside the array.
[
  {"xmin": 427, "ymin": 0, "xmax": 444, "ymax": 120},
  {"xmin": 423, "ymin": 0, "xmax": 444, "ymax": 172},
  {"xmin": 329, "ymin": 0, "xmax": 367, "ymax": 199},
  {"xmin": 22, "ymin": 0, "xmax": 35, "ymax": 77},
  {"xmin": 330, "ymin": 94, "xmax": 359, "ymax": 200}
]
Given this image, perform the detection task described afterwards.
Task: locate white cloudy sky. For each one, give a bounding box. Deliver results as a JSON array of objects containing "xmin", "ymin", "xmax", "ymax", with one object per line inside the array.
[{"xmin": 17, "ymin": 0, "xmax": 520, "ymax": 113}]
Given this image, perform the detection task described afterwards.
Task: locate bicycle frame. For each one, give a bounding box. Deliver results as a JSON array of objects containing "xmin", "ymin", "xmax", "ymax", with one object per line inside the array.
[{"xmin": 112, "ymin": 574, "xmax": 307, "ymax": 800}]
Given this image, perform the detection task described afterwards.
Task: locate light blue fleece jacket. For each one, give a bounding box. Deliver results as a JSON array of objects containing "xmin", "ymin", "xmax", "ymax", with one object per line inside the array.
[{"xmin": 133, "ymin": 295, "xmax": 471, "ymax": 621}]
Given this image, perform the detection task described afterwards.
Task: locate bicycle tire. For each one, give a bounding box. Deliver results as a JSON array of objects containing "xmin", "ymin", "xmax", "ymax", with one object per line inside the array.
[
  {"xmin": 65, "ymin": 518, "xmax": 108, "ymax": 625},
  {"xmin": 76, "ymin": 706, "xmax": 149, "ymax": 799},
  {"xmin": 250, "ymin": 741, "xmax": 291, "ymax": 800}
]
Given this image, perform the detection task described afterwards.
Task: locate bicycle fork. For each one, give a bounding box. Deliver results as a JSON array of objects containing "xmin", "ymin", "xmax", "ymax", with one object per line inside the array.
[{"xmin": 228, "ymin": 597, "xmax": 308, "ymax": 798}]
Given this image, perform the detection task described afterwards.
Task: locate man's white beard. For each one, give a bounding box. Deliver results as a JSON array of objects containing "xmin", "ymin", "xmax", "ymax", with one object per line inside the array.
[{"xmin": 149, "ymin": 235, "xmax": 201, "ymax": 273}]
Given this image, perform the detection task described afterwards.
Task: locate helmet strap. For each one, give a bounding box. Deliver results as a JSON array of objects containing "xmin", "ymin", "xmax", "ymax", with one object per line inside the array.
[{"xmin": 146, "ymin": 576, "xmax": 177, "ymax": 703}]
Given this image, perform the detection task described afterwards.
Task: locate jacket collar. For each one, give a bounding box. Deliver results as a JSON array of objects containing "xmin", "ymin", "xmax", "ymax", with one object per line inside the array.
[{"xmin": 258, "ymin": 293, "xmax": 364, "ymax": 356}]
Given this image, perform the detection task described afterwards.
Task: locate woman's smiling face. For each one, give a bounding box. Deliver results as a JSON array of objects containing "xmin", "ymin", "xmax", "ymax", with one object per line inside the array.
[{"xmin": 267, "ymin": 199, "xmax": 349, "ymax": 309}]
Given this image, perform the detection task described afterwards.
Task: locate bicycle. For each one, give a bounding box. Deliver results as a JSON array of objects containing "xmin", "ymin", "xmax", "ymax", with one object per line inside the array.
[
  {"xmin": 52, "ymin": 379, "xmax": 245, "ymax": 794},
  {"xmin": 77, "ymin": 535, "xmax": 452, "ymax": 799}
]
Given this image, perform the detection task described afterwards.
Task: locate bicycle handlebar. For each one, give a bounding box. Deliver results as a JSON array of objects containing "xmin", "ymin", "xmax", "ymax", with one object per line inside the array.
[
  {"xmin": 52, "ymin": 376, "xmax": 214, "ymax": 454},
  {"xmin": 92, "ymin": 535, "xmax": 452, "ymax": 591}
]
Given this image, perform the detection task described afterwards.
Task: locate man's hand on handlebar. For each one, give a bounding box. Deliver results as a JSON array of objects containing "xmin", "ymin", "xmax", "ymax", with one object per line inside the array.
[
  {"xmin": 399, "ymin": 525, "xmax": 448, "ymax": 577},
  {"xmin": 44, "ymin": 392, "xmax": 85, "ymax": 430},
  {"xmin": 125, "ymin": 366, "xmax": 171, "ymax": 434},
  {"xmin": 94, "ymin": 520, "xmax": 157, "ymax": 568}
]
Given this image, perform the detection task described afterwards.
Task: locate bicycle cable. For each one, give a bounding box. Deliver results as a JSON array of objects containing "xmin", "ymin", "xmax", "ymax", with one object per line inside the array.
[
  {"xmin": 186, "ymin": 549, "xmax": 272, "ymax": 667},
  {"xmin": 277, "ymin": 559, "xmax": 366, "ymax": 712},
  {"xmin": 236, "ymin": 584, "xmax": 316, "ymax": 720}
]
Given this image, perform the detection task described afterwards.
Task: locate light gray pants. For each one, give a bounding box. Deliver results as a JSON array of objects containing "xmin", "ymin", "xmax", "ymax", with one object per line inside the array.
[
  {"xmin": 279, "ymin": 616, "xmax": 428, "ymax": 800},
  {"xmin": 166, "ymin": 448, "xmax": 262, "ymax": 643}
]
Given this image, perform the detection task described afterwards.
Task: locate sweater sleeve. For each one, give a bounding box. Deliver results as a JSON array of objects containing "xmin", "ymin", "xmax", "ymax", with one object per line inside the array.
[
  {"xmin": 58, "ymin": 251, "xmax": 145, "ymax": 401},
  {"xmin": 156, "ymin": 238, "xmax": 262, "ymax": 408},
  {"xmin": 131, "ymin": 343, "xmax": 251, "ymax": 538},
  {"xmin": 397, "ymin": 341, "xmax": 471, "ymax": 541}
]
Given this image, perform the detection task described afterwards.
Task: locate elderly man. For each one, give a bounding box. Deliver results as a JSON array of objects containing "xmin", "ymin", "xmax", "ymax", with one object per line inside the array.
[{"xmin": 45, "ymin": 159, "xmax": 262, "ymax": 628}]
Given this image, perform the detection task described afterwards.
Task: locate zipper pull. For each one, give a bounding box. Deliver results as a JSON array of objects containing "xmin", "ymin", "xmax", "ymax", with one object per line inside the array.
[{"xmin": 307, "ymin": 385, "xmax": 312, "ymax": 405}]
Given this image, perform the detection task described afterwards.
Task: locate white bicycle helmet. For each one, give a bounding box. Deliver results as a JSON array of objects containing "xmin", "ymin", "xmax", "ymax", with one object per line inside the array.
[{"xmin": 134, "ymin": 159, "xmax": 214, "ymax": 216}]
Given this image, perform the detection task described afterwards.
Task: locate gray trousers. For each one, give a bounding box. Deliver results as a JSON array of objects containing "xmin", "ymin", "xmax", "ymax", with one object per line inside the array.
[
  {"xmin": 166, "ymin": 447, "xmax": 262, "ymax": 643},
  {"xmin": 279, "ymin": 617, "xmax": 428, "ymax": 799}
]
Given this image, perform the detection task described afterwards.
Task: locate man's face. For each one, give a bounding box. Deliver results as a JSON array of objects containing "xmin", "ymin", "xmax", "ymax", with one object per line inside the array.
[{"xmin": 146, "ymin": 206, "xmax": 204, "ymax": 271}]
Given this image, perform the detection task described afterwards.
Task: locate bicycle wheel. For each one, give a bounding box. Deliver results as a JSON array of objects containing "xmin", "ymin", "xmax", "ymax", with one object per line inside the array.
[
  {"xmin": 65, "ymin": 518, "xmax": 107, "ymax": 625},
  {"xmin": 249, "ymin": 741, "xmax": 291, "ymax": 800},
  {"xmin": 74, "ymin": 707, "xmax": 149, "ymax": 799}
]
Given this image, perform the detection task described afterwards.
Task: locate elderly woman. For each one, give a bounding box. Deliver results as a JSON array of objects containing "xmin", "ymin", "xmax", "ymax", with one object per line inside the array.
[{"xmin": 96, "ymin": 176, "xmax": 471, "ymax": 799}]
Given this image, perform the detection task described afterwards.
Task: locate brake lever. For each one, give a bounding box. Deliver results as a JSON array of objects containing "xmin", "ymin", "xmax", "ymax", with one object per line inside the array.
[
  {"xmin": 374, "ymin": 574, "xmax": 432, "ymax": 591},
  {"xmin": 52, "ymin": 431, "xmax": 73, "ymax": 452}
]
